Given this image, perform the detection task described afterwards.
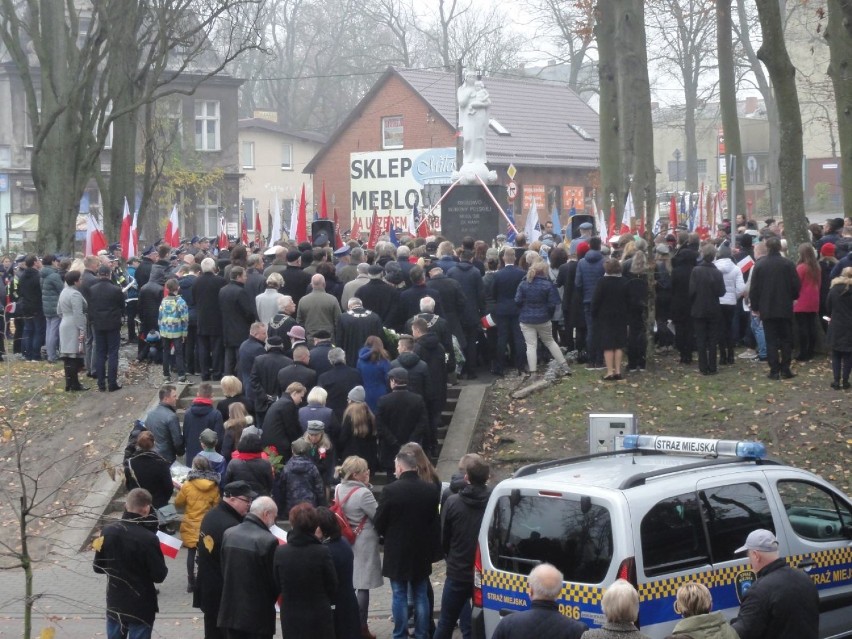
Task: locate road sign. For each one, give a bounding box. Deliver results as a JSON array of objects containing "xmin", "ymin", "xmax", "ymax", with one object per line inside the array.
[
  {"xmin": 507, "ymin": 164, "xmax": 516, "ymax": 180},
  {"xmin": 506, "ymin": 181, "xmax": 517, "ymax": 202}
]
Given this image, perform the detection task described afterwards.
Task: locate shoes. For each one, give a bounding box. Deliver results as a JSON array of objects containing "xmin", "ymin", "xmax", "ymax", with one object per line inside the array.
[
  {"xmin": 177, "ymin": 376, "xmax": 187, "ymax": 383},
  {"xmin": 613, "ymin": 374, "xmax": 623, "ymax": 381},
  {"xmin": 844, "ymin": 380, "xmax": 851, "ymax": 390},
  {"xmin": 108, "ymin": 385, "xmax": 123, "ymax": 392},
  {"xmin": 98, "ymin": 386, "xmax": 107, "ymax": 392},
  {"xmin": 163, "ymin": 375, "xmax": 172, "ymax": 383},
  {"xmin": 767, "ymin": 372, "xmax": 781, "ymax": 381},
  {"xmin": 67, "ymin": 385, "xmax": 89, "ymax": 392},
  {"xmin": 558, "ymin": 364, "xmax": 573, "ymax": 376},
  {"xmin": 738, "ymin": 350, "xmax": 758, "ymax": 359},
  {"xmin": 603, "ymin": 374, "xmax": 617, "ymax": 381},
  {"xmin": 781, "ymin": 371, "xmax": 797, "ymax": 380},
  {"xmin": 831, "ymin": 381, "xmax": 842, "ymax": 390}
]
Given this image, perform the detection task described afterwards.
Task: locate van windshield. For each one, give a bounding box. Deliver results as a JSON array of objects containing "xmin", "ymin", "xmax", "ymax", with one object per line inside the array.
[{"xmin": 487, "ymin": 494, "xmax": 613, "ymax": 584}]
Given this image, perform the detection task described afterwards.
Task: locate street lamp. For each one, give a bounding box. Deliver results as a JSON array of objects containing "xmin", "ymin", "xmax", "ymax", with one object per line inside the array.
[{"xmin": 673, "ymin": 148, "xmax": 682, "ymax": 195}]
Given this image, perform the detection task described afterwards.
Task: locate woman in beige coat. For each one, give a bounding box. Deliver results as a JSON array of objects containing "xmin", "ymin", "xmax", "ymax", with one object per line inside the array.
[{"xmin": 336, "ymin": 456, "xmax": 382, "ymax": 639}]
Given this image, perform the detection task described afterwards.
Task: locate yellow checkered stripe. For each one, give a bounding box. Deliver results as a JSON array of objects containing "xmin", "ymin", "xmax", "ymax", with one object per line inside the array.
[
  {"xmin": 789, "ymin": 547, "xmax": 852, "ymax": 569},
  {"xmin": 638, "ymin": 564, "xmax": 745, "ymax": 601},
  {"xmin": 482, "ymin": 571, "xmax": 603, "ymax": 605}
]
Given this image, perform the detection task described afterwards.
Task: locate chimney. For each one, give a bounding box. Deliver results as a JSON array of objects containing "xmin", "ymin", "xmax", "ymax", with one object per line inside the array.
[{"xmin": 745, "ymin": 96, "xmax": 758, "ymax": 114}]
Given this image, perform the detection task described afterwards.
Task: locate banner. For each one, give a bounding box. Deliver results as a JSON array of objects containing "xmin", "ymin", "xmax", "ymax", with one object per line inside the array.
[
  {"xmin": 562, "ymin": 186, "xmax": 585, "ymax": 211},
  {"xmin": 523, "ymin": 184, "xmax": 546, "ymax": 214}
]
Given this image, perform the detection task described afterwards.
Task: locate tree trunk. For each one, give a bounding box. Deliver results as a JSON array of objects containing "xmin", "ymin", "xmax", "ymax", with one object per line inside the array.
[
  {"xmin": 754, "ymin": 0, "xmax": 808, "ymax": 248},
  {"xmin": 684, "ymin": 84, "xmax": 699, "ymax": 195},
  {"xmin": 595, "ymin": 0, "xmax": 623, "ymax": 219},
  {"xmin": 717, "ymin": 0, "xmax": 747, "ymax": 220},
  {"xmin": 827, "ymin": 0, "xmax": 852, "ymax": 218}
]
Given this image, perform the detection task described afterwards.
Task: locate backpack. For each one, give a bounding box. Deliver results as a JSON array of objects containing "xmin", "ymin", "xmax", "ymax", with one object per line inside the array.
[{"xmin": 330, "ymin": 485, "xmax": 368, "ymax": 544}]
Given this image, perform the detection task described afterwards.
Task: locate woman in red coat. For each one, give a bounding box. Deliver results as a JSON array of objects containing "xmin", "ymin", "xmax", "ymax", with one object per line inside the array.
[{"xmin": 793, "ymin": 242, "xmax": 821, "ymax": 361}]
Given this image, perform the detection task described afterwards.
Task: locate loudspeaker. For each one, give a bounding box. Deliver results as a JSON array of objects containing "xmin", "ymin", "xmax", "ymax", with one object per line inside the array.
[
  {"xmin": 311, "ymin": 220, "xmax": 337, "ymax": 249},
  {"xmin": 569, "ymin": 214, "xmax": 596, "ymax": 239}
]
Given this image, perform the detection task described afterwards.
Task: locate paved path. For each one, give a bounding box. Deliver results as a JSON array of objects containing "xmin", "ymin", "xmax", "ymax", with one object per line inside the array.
[{"xmin": 0, "ymin": 548, "xmax": 454, "ymax": 638}]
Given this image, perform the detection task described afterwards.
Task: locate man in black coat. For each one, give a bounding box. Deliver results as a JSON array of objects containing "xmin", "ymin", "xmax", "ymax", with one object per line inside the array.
[
  {"xmin": 491, "ymin": 564, "xmax": 587, "ymax": 639},
  {"xmin": 404, "ymin": 297, "xmax": 456, "ymax": 371},
  {"xmin": 490, "ymin": 247, "xmax": 526, "ymax": 375},
  {"xmin": 250, "ymin": 336, "xmax": 294, "ymax": 426},
  {"xmin": 218, "ymin": 496, "xmax": 280, "ymax": 639},
  {"xmin": 317, "ymin": 348, "xmax": 363, "ymax": 423},
  {"xmin": 671, "ymin": 232, "xmax": 700, "ymax": 364},
  {"xmin": 17, "ymin": 254, "xmax": 44, "ymax": 361},
  {"xmin": 281, "ymin": 250, "xmax": 311, "ymax": 308},
  {"xmin": 427, "ymin": 266, "xmax": 469, "ymax": 354},
  {"xmin": 412, "ymin": 318, "xmax": 448, "ymax": 454},
  {"xmin": 748, "ymin": 236, "xmax": 801, "ymax": 380},
  {"xmin": 390, "ymin": 334, "xmax": 433, "ymax": 409},
  {"xmin": 447, "ymin": 250, "xmax": 485, "ymax": 379},
  {"xmin": 194, "ymin": 481, "xmax": 253, "ymax": 639},
  {"xmin": 398, "ymin": 266, "xmax": 445, "ymax": 329},
  {"xmin": 137, "ymin": 267, "xmax": 166, "ymax": 362},
  {"xmin": 193, "ymin": 258, "xmax": 227, "ymax": 381},
  {"xmin": 89, "ymin": 265, "xmax": 126, "ymax": 391},
  {"xmin": 434, "ymin": 454, "xmax": 493, "ymax": 639},
  {"xmin": 307, "ymin": 329, "xmax": 335, "ymax": 376},
  {"xmin": 277, "ymin": 345, "xmax": 317, "ymax": 396},
  {"xmin": 375, "ymin": 368, "xmax": 427, "ymax": 477},
  {"xmin": 237, "ymin": 321, "xmax": 268, "ymax": 402},
  {"xmin": 355, "ymin": 265, "xmax": 401, "ymax": 326},
  {"xmin": 134, "ymin": 248, "xmax": 156, "ymax": 289},
  {"xmin": 262, "ymin": 384, "xmax": 306, "ymax": 462},
  {"xmin": 245, "ymin": 253, "xmax": 267, "ymax": 301},
  {"xmin": 374, "ymin": 449, "xmax": 440, "ymax": 639},
  {"xmin": 93, "ymin": 488, "xmax": 168, "ymax": 639},
  {"xmin": 220, "ymin": 266, "xmax": 257, "ymax": 377},
  {"xmin": 731, "ymin": 528, "xmax": 818, "ymax": 639},
  {"xmin": 689, "ymin": 245, "xmax": 727, "ymax": 375},
  {"xmin": 182, "ymin": 382, "xmax": 225, "ymax": 465},
  {"xmin": 337, "ymin": 297, "xmax": 384, "ymax": 367}
]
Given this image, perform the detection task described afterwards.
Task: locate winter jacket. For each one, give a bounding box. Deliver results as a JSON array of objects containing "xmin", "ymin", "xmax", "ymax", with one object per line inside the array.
[
  {"xmin": 219, "ymin": 281, "xmax": 256, "ymax": 347},
  {"xmin": 16, "ymin": 266, "xmax": 42, "ymax": 316},
  {"xmin": 93, "ymin": 511, "xmax": 168, "ymax": 627},
  {"xmin": 413, "ymin": 330, "xmax": 448, "ymax": 419},
  {"xmin": 194, "ymin": 500, "xmax": 242, "ymax": 614},
  {"xmin": 296, "ymin": 289, "xmax": 341, "ymax": 340},
  {"xmin": 158, "ymin": 293, "xmax": 189, "ymax": 338},
  {"xmin": 308, "ymin": 341, "xmax": 335, "ymax": 377},
  {"xmin": 714, "ymin": 257, "xmax": 745, "ymax": 306},
  {"xmin": 689, "ymin": 261, "xmax": 726, "ymax": 319},
  {"xmin": 441, "ymin": 482, "xmax": 491, "ymax": 582},
  {"xmin": 731, "ymin": 557, "xmax": 818, "ymax": 639},
  {"xmin": 224, "ymin": 451, "xmax": 274, "ymax": 496},
  {"xmin": 175, "ymin": 470, "xmax": 220, "ymax": 548},
  {"xmin": 193, "ymin": 272, "xmax": 227, "ymax": 336},
  {"xmin": 250, "ymin": 350, "xmax": 294, "ymax": 413},
  {"xmin": 40, "ymin": 265, "xmax": 64, "ymax": 317},
  {"xmin": 827, "ymin": 276, "xmax": 852, "ymax": 351},
  {"xmin": 298, "ymin": 404, "xmax": 340, "ymax": 444},
  {"xmin": 145, "ymin": 402, "xmax": 184, "ymax": 464},
  {"xmin": 793, "ymin": 262, "xmax": 820, "ymax": 313},
  {"xmin": 515, "ymin": 275, "xmax": 560, "ymax": 325},
  {"xmin": 237, "ymin": 336, "xmax": 267, "ymax": 400},
  {"xmin": 124, "ymin": 450, "xmax": 174, "ymax": 509},
  {"xmin": 88, "ymin": 278, "xmax": 125, "ymax": 331},
  {"xmin": 492, "ymin": 600, "xmax": 588, "ymax": 639},
  {"xmin": 177, "ymin": 274, "xmax": 197, "ymax": 324},
  {"xmin": 574, "ymin": 250, "xmax": 605, "ymax": 305},
  {"xmin": 255, "ymin": 289, "xmax": 284, "ymax": 326},
  {"xmin": 337, "ymin": 307, "xmax": 385, "ymax": 367},
  {"xmin": 138, "ymin": 280, "xmax": 164, "ymax": 334},
  {"xmin": 337, "ymin": 479, "xmax": 383, "ymax": 589},
  {"xmin": 578, "ymin": 622, "xmax": 646, "ymax": 639},
  {"xmin": 666, "ymin": 610, "xmax": 739, "ymax": 639},
  {"xmin": 58, "ymin": 286, "xmax": 87, "ymax": 357},
  {"xmin": 375, "ymin": 387, "xmax": 427, "ymax": 469},
  {"xmin": 279, "ymin": 454, "xmax": 325, "ymax": 513},
  {"xmin": 218, "ymin": 514, "xmax": 279, "ymax": 635},
  {"xmin": 427, "ymin": 272, "xmax": 471, "ymax": 341},
  {"xmin": 262, "ymin": 394, "xmax": 303, "ymax": 461},
  {"xmin": 273, "ymin": 530, "xmax": 338, "ymax": 639},
  {"xmin": 183, "ymin": 399, "xmax": 225, "ymax": 466},
  {"xmin": 749, "ymin": 253, "xmax": 801, "ymax": 319},
  {"xmin": 447, "ymin": 261, "xmax": 484, "ymax": 321},
  {"xmin": 671, "ymin": 244, "xmax": 700, "ymax": 321},
  {"xmin": 389, "ymin": 351, "xmax": 433, "ymax": 403},
  {"xmin": 356, "ymin": 347, "xmax": 391, "ymax": 413},
  {"xmin": 277, "ymin": 361, "xmax": 318, "ymax": 396},
  {"xmin": 317, "ymin": 363, "xmax": 363, "ymax": 423}
]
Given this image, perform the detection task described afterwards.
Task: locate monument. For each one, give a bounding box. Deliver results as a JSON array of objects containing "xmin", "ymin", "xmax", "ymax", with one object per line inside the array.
[{"xmin": 442, "ymin": 72, "xmax": 505, "ymax": 243}]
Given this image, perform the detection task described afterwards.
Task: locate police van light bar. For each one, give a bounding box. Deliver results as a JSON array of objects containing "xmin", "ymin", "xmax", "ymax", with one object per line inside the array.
[{"xmin": 622, "ymin": 435, "xmax": 766, "ymax": 459}]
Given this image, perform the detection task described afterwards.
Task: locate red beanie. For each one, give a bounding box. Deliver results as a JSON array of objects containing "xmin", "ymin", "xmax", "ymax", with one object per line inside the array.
[
  {"xmin": 820, "ymin": 243, "xmax": 836, "ymax": 258},
  {"xmin": 577, "ymin": 241, "xmax": 590, "ymax": 259}
]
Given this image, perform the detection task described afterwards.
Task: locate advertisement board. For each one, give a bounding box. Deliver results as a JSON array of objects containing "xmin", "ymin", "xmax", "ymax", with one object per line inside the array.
[
  {"xmin": 562, "ymin": 186, "xmax": 585, "ymax": 211},
  {"xmin": 350, "ymin": 148, "xmax": 455, "ymax": 229},
  {"xmin": 522, "ymin": 184, "xmax": 546, "ymax": 213}
]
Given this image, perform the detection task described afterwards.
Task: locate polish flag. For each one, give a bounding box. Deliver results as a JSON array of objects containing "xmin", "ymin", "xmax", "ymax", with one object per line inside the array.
[
  {"xmin": 320, "ymin": 181, "xmax": 328, "ymax": 219},
  {"xmin": 607, "ymin": 203, "xmax": 617, "ymax": 240},
  {"xmin": 270, "ymin": 524, "xmax": 288, "ymax": 546},
  {"xmin": 129, "ymin": 208, "xmax": 138, "ymax": 259},
  {"xmin": 156, "ymin": 530, "xmax": 182, "ymax": 559},
  {"xmin": 255, "ymin": 210, "xmax": 263, "ymax": 248},
  {"xmin": 85, "ymin": 214, "xmax": 107, "ymax": 256},
  {"xmin": 119, "ymin": 197, "xmax": 132, "ymax": 259},
  {"xmin": 296, "ymin": 185, "xmax": 308, "ymax": 243},
  {"xmin": 621, "ymin": 191, "xmax": 634, "ymax": 236},
  {"xmin": 669, "ymin": 195, "xmax": 678, "ymax": 232},
  {"xmin": 350, "ymin": 215, "xmax": 362, "ymax": 240},
  {"xmin": 218, "ymin": 216, "xmax": 228, "ymax": 251},
  {"xmin": 164, "ymin": 204, "xmax": 180, "ymax": 247},
  {"xmin": 367, "ymin": 209, "xmax": 380, "ymax": 249},
  {"xmin": 333, "ymin": 208, "xmax": 343, "ymax": 248}
]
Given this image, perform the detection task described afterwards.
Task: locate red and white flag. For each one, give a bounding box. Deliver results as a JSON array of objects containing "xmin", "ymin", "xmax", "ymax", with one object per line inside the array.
[
  {"xmin": 164, "ymin": 204, "xmax": 180, "ymax": 247},
  {"xmin": 270, "ymin": 524, "xmax": 288, "ymax": 546},
  {"xmin": 119, "ymin": 197, "xmax": 132, "ymax": 259},
  {"xmin": 85, "ymin": 214, "xmax": 107, "ymax": 255},
  {"xmin": 296, "ymin": 184, "xmax": 308, "ymax": 243},
  {"xmin": 737, "ymin": 255, "xmax": 755, "ymax": 275},
  {"xmin": 156, "ymin": 530, "xmax": 182, "ymax": 559},
  {"xmin": 621, "ymin": 191, "xmax": 634, "ymax": 236},
  {"xmin": 218, "ymin": 216, "xmax": 228, "ymax": 251},
  {"xmin": 129, "ymin": 208, "xmax": 138, "ymax": 259}
]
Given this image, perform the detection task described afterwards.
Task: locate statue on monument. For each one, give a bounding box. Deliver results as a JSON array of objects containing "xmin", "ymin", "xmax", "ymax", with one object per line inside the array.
[{"xmin": 454, "ymin": 71, "xmax": 497, "ymax": 185}]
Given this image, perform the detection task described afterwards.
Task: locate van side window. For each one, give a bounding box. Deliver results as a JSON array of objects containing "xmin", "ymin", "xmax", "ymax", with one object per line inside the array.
[
  {"xmin": 487, "ymin": 494, "xmax": 613, "ymax": 584},
  {"xmin": 641, "ymin": 493, "xmax": 709, "ymax": 576},
  {"xmin": 700, "ymin": 482, "xmax": 774, "ymax": 563},
  {"xmin": 777, "ymin": 480, "xmax": 852, "ymax": 541}
]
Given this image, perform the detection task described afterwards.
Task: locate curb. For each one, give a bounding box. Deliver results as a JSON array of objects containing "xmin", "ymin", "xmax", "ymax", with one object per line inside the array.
[{"xmin": 436, "ymin": 383, "xmax": 488, "ymax": 481}]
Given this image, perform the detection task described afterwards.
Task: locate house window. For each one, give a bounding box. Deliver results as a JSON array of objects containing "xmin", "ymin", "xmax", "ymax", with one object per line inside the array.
[
  {"xmin": 195, "ymin": 100, "xmax": 220, "ymax": 151},
  {"xmin": 281, "ymin": 143, "xmax": 293, "ymax": 170},
  {"xmin": 158, "ymin": 99, "xmax": 183, "ymax": 149},
  {"xmin": 242, "ymin": 198, "xmax": 256, "ymax": 221},
  {"xmin": 382, "ymin": 116, "xmax": 403, "ymax": 150},
  {"xmin": 196, "ymin": 189, "xmax": 220, "ymax": 237},
  {"xmin": 242, "ymin": 141, "xmax": 255, "ymax": 169},
  {"xmin": 0, "ymin": 146, "xmax": 10, "ymax": 168}
]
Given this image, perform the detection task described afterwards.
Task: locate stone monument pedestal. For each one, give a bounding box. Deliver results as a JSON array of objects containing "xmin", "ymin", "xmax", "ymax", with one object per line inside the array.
[{"xmin": 440, "ymin": 184, "xmax": 506, "ymax": 243}]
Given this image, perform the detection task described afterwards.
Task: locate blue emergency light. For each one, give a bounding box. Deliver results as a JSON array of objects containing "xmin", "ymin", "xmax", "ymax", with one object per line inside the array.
[{"xmin": 622, "ymin": 435, "xmax": 767, "ymax": 459}]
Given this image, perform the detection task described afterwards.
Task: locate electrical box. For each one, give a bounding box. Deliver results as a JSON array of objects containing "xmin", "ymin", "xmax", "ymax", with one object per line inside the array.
[{"xmin": 588, "ymin": 413, "xmax": 637, "ymax": 454}]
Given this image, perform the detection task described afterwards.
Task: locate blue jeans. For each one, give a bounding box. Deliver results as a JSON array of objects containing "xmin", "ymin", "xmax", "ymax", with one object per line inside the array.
[
  {"xmin": 750, "ymin": 314, "xmax": 766, "ymax": 359},
  {"xmin": 433, "ymin": 577, "xmax": 472, "ymax": 639},
  {"xmin": 392, "ymin": 578, "xmax": 429, "ymax": 639},
  {"xmin": 22, "ymin": 313, "xmax": 45, "ymax": 360},
  {"xmin": 106, "ymin": 615, "xmax": 153, "ymax": 639},
  {"xmin": 45, "ymin": 316, "xmax": 61, "ymax": 361}
]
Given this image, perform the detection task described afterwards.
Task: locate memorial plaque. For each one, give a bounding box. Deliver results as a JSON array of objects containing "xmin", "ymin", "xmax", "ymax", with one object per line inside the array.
[{"xmin": 440, "ymin": 184, "xmax": 506, "ymax": 244}]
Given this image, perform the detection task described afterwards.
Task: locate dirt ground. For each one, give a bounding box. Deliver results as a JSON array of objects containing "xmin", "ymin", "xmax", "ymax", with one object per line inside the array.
[
  {"xmin": 474, "ymin": 350, "xmax": 852, "ymax": 494},
  {"xmin": 0, "ymin": 346, "xmax": 163, "ymax": 567}
]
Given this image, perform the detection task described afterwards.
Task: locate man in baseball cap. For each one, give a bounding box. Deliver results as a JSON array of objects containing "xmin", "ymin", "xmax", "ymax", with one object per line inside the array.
[{"xmin": 731, "ymin": 528, "xmax": 818, "ymax": 639}]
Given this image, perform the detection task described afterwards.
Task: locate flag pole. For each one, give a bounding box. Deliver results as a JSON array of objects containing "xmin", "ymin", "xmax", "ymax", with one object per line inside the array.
[{"xmin": 473, "ymin": 174, "xmax": 518, "ymax": 234}]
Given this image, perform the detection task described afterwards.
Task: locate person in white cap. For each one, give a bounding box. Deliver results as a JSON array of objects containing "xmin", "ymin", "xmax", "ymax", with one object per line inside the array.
[{"xmin": 731, "ymin": 528, "xmax": 818, "ymax": 639}]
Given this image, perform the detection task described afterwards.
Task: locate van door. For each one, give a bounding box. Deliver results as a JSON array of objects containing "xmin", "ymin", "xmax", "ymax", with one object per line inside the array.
[{"xmin": 764, "ymin": 470, "xmax": 852, "ymax": 638}]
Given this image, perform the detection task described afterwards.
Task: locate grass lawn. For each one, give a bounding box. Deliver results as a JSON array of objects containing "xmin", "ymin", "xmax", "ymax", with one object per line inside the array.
[{"xmin": 477, "ymin": 351, "xmax": 852, "ymax": 494}]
